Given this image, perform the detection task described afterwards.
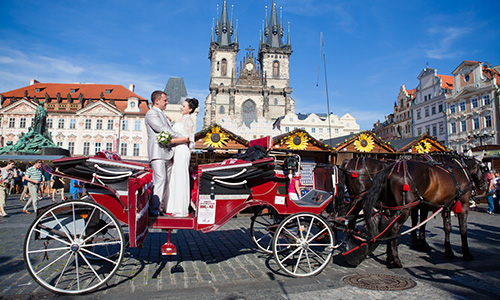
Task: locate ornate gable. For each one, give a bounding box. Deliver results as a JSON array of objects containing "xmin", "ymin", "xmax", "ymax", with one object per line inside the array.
[
  {"xmin": 0, "ymin": 98, "xmax": 37, "ymax": 114},
  {"xmin": 76, "ymin": 101, "xmax": 122, "ymax": 116}
]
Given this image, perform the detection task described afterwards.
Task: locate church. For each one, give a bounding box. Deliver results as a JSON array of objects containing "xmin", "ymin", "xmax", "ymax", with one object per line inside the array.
[
  {"xmin": 204, "ymin": 0, "xmax": 359, "ymax": 141},
  {"xmin": 204, "ymin": 0, "xmax": 294, "ymax": 137}
]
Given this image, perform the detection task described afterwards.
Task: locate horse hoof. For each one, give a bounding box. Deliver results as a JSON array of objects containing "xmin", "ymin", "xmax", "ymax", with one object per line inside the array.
[
  {"xmin": 387, "ymin": 260, "xmax": 403, "ymax": 269},
  {"xmin": 420, "ymin": 243, "xmax": 431, "ymax": 252},
  {"xmin": 444, "ymin": 251, "xmax": 456, "ymax": 259}
]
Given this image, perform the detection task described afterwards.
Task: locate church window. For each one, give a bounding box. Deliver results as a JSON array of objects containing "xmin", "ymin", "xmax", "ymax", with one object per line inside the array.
[
  {"xmin": 242, "ymin": 100, "xmax": 256, "ymax": 127},
  {"xmin": 274, "ymin": 98, "xmax": 277, "ymax": 105},
  {"xmin": 217, "ymin": 61, "xmax": 220, "ymax": 71},
  {"xmin": 221, "ymin": 59, "xmax": 227, "ymax": 76},
  {"xmin": 220, "ymin": 106, "xmax": 225, "ymax": 114},
  {"xmin": 273, "ymin": 61, "xmax": 279, "ymax": 77}
]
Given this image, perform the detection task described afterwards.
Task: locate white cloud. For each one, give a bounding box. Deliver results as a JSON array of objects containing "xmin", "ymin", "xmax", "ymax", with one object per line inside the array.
[{"xmin": 425, "ymin": 27, "xmax": 472, "ymax": 59}]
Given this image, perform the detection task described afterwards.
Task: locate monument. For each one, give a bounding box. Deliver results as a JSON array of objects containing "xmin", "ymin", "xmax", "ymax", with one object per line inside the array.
[{"xmin": 0, "ymin": 102, "xmax": 70, "ymax": 156}]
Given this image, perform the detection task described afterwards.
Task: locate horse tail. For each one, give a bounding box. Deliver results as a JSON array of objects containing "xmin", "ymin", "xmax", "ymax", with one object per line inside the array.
[
  {"xmin": 336, "ymin": 167, "xmax": 346, "ymax": 203},
  {"xmin": 362, "ymin": 163, "xmax": 393, "ymax": 222}
]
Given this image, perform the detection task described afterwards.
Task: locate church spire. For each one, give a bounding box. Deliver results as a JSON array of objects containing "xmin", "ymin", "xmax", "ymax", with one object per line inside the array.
[
  {"xmin": 263, "ymin": 0, "xmax": 285, "ymax": 48},
  {"xmin": 215, "ymin": 0, "xmax": 233, "ymax": 46}
]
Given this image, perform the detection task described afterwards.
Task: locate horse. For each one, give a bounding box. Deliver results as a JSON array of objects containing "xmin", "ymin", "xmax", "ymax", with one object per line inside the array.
[
  {"xmin": 409, "ymin": 152, "xmax": 488, "ymax": 257},
  {"xmin": 361, "ymin": 154, "xmax": 488, "ymax": 268},
  {"xmin": 336, "ymin": 157, "xmax": 391, "ymax": 226}
]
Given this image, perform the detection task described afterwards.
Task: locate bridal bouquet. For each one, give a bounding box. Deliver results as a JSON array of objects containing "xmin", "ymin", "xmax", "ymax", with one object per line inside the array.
[{"xmin": 157, "ymin": 131, "xmax": 172, "ymax": 146}]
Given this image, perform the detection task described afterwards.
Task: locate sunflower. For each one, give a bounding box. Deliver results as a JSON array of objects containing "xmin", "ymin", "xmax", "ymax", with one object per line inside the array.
[
  {"xmin": 354, "ymin": 133, "xmax": 375, "ymax": 152},
  {"xmin": 204, "ymin": 126, "xmax": 228, "ymax": 148},
  {"xmin": 415, "ymin": 140, "xmax": 431, "ymax": 153},
  {"xmin": 285, "ymin": 132, "xmax": 309, "ymax": 150}
]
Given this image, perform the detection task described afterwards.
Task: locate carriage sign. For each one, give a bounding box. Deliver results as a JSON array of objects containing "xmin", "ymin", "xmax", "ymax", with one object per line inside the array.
[{"xmin": 198, "ymin": 197, "xmax": 216, "ymax": 224}]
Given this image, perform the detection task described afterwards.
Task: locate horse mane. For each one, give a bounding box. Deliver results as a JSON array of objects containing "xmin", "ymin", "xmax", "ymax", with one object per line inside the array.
[{"xmin": 361, "ymin": 163, "xmax": 394, "ymax": 223}]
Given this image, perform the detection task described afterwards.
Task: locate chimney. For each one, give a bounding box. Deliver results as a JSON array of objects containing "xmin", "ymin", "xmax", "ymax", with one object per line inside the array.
[
  {"xmin": 129, "ymin": 84, "xmax": 135, "ymax": 92},
  {"xmin": 30, "ymin": 79, "xmax": 39, "ymax": 85}
]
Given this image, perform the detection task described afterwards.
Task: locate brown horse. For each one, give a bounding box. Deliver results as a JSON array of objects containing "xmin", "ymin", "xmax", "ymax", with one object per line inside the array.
[{"xmin": 361, "ymin": 154, "xmax": 488, "ymax": 268}]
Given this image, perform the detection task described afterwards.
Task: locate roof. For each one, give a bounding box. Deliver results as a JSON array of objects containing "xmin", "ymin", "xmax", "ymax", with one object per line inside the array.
[
  {"xmin": 164, "ymin": 77, "xmax": 188, "ymax": 104},
  {"xmin": 329, "ymin": 131, "xmax": 396, "ymax": 153},
  {"xmin": 396, "ymin": 134, "xmax": 449, "ymax": 153},
  {"xmin": 194, "ymin": 124, "xmax": 249, "ymax": 149},
  {"xmin": 0, "ymin": 82, "xmax": 148, "ymax": 115},
  {"xmin": 272, "ymin": 129, "xmax": 332, "ymax": 151},
  {"xmin": 437, "ymin": 74, "xmax": 454, "ymax": 90}
]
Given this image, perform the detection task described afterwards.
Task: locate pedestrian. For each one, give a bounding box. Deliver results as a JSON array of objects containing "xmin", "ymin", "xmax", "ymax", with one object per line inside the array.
[
  {"xmin": 19, "ymin": 174, "xmax": 29, "ymax": 202},
  {"xmin": 42, "ymin": 169, "xmax": 52, "ymax": 197},
  {"xmin": 51, "ymin": 170, "xmax": 64, "ymax": 202},
  {"xmin": 486, "ymin": 171, "xmax": 495, "ymax": 214},
  {"xmin": 22, "ymin": 160, "xmax": 43, "ymax": 214},
  {"xmin": 0, "ymin": 160, "xmax": 18, "ymax": 217},
  {"xmin": 69, "ymin": 179, "xmax": 83, "ymax": 200},
  {"xmin": 494, "ymin": 171, "xmax": 500, "ymax": 214},
  {"xmin": 13, "ymin": 168, "xmax": 23, "ymax": 194}
]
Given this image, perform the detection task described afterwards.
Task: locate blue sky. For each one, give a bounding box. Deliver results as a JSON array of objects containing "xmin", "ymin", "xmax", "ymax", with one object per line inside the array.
[{"xmin": 1, "ymin": 0, "xmax": 499, "ymax": 131}]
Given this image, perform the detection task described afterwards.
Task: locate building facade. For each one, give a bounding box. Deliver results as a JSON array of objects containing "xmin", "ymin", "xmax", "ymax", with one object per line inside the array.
[
  {"xmin": 412, "ymin": 67, "xmax": 453, "ymax": 144},
  {"xmin": 392, "ymin": 85, "xmax": 415, "ymax": 139},
  {"xmin": 445, "ymin": 61, "xmax": 500, "ymax": 152},
  {"xmin": 0, "ymin": 81, "xmax": 149, "ymax": 160},
  {"xmin": 204, "ymin": 0, "xmax": 294, "ymax": 131}
]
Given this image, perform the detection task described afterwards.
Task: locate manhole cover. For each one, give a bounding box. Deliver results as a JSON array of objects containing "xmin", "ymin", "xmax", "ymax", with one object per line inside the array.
[{"xmin": 342, "ymin": 274, "xmax": 417, "ymax": 291}]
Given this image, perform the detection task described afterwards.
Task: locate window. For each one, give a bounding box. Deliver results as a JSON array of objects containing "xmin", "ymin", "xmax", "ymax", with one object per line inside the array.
[
  {"xmin": 425, "ymin": 107, "xmax": 429, "ymax": 117},
  {"xmin": 134, "ymin": 120, "xmax": 141, "ymax": 131},
  {"xmin": 274, "ymin": 98, "xmax": 278, "ymax": 105},
  {"xmin": 68, "ymin": 142, "xmax": 75, "ymax": 155},
  {"xmin": 242, "ymin": 100, "xmax": 256, "ymax": 127},
  {"xmin": 105, "ymin": 89, "xmax": 112, "ymax": 94},
  {"xmin": 417, "ymin": 127, "xmax": 422, "ymax": 135},
  {"xmin": 473, "ymin": 117, "xmax": 480, "ymax": 130},
  {"xmin": 107, "ymin": 120, "xmax": 114, "ymax": 130},
  {"xmin": 450, "ymin": 104, "xmax": 456, "ymax": 114},
  {"xmin": 335, "ymin": 128, "xmax": 339, "ymax": 134},
  {"xmin": 424, "ymin": 95, "xmax": 427, "ymax": 101},
  {"xmin": 133, "ymin": 143, "xmax": 140, "ymax": 156},
  {"xmin": 428, "ymin": 94, "xmax": 432, "ymax": 100},
  {"xmin": 95, "ymin": 142, "xmax": 101, "ymax": 154},
  {"xmin": 47, "ymin": 118, "xmax": 53, "ymax": 128},
  {"xmin": 83, "ymin": 142, "xmax": 90, "ymax": 155},
  {"xmin": 220, "ymin": 106, "xmax": 225, "ymax": 114},
  {"xmin": 311, "ymin": 127, "xmax": 316, "ymax": 133},
  {"xmin": 58, "ymin": 119, "xmax": 64, "ymax": 129},
  {"xmin": 416, "ymin": 110, "xmax": 421, "ymax": 120},
  {"xmin": 439, "ymin": 122, "xmax": 444, "ymax": 135},
  {"xmin": 425, "ymin": 126, "xmax": 430, "ymax": 134},
  {"xmin": 120, "ymin": 143, "xmax": 127, "ymax": 156},
  {"xmin": 85, "ymin": 119, "xmax": 91, "ymax": 129},
  {"xmin": 432, "ymin": 125, "xmax": 437, "ymax": 136},
  {"xmin": 438, "ymin": 104, "xmax": 443, "ymax": 112},
  {"xmin": 106, "ymin": 142, "xmax": 113, "ymax": 151},
  {"xmin": 221, "ymin": 59, "xmax": 227, "ymax": 76},
  {"xmin": 57, "ymin": 142, "xmax": 63, "ymax": 147},
  {"xmin": 69, "ymin": 119, "xmax": 76, "ymax": 129},
  {"xmin": 285, "ymin": 127, "xmax": 289, "ymax": 132},
  {"xmin": 122, "ymin": 120, "xmax": 128, "ymax": 130},
  {"xmin": 19, "ymin": 118, "xmax": 26, "ymax": 128},
  {"xmin": 471, "ymin": 98, "xmax": 478, "ymax": 109},
  {"xmin": 451, "ymin": 123, "xmax": 457, "ymax": 134},
  {"xmin": 431, "ymin": 106, "xmax": 436, "ymax": 115},
  {"xmin": 459, "ymin": 101, "xmax": 466, "ymax": 112},
  {"xmin": 485, "ymin": 115, "xmax": 492, "ymax": 128},
  {"xmin": 484, "ymin": 94, "xmax": 491, "ymax": 105},
  {"xmin": 289, "ymin": 118, "xmax": 293, "ymax": 122},
  {"xmin": 96, "ymin": 119, "xmax": 102, "ymax": 130},
  {"xmin": 8, "ymin": 118, "xmax": 15, "ymax": 128},
  {"xmin": 461, "ymin": 120, "xmax": 467, "ymax": 132},
  {"xmin": 273, "ymin": 61, "xmax": 279, "ymax": 77}
]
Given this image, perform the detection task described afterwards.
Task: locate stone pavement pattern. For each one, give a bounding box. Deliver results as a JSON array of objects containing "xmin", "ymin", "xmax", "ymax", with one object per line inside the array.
[{"xmin": 0, "ymin": 194, "xmax": 499, "ymax": 299}]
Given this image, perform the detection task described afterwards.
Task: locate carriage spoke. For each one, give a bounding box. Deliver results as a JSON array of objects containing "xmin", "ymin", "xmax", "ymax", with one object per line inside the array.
[
  {"xmin": 296, "ymin": 216, "xmax": 305, "ymax": 240},
  {"xmin": 34, "ymin": 250, "xmax": 72, "ymax": 276},
  {"xmin": 306, "ymin": 227, "xmax": 327, "ymax": 244},
  {"xmin": 82, "ymin": 222, "xmax": 112, "ymax": 244},
  {"xmin": 55, "ymin": 251, "xmax": 74, "ymax": 288},
  {"xmin": 79, "ymin": 207, "xmax": 97, "ymax": 239},
  {"xmin": 279, "ymin": 246, "xmax": 302, "ymax": 264},
  {"xmin": 78, "ymin": 252, "xmax": 104, "ymax": 284},
  {"xmin": 49, "ymin": 211, "xmax": 74, "ymax": 243},
  {"xmin": 33, "ymin": 228, "xmax": 72, "ymax": 246},
  {"xmin": 28, "ymin": 246, "xmax": 70, "ymax": 254},
  {"xmin": 80, "ymin": 247, "xmax": 120, "ymax": 265},
  {"xmin": 293, "ymin": 249, "xmax": 304, "ymax": 274},
  {"xmin": 304, "ymin": 249, "xmax": 313, "ymax": 273}
]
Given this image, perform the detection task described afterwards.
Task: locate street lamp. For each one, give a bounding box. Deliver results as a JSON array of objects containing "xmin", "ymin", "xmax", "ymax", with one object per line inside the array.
[{"xmin": 467, "ymin": 130, "xmax": 495, "ymax": 147}]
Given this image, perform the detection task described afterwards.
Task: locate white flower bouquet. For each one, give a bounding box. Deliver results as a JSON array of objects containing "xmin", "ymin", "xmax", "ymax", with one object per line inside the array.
[{"xmin": 157, "ymin": 131, "xmax": 172, "ymax": 146}]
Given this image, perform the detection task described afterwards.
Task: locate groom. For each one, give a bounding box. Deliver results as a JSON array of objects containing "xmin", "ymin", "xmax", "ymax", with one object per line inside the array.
[{"xmin": 145, "ymin": 90, "xmax": 190, "ymax": 216}]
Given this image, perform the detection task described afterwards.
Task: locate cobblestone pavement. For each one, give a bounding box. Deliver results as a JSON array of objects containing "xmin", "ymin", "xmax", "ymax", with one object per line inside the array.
[{"xmin": 1, "ymin": 194, "xmax": 499, "ymax": 300}]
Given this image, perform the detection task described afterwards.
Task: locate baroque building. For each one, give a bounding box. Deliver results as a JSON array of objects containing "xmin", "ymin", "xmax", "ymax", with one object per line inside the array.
[
  {"xmin": 445, "ymin": 61, "xmax": 500, "ymax": 152},
  {"xmin": 204, "ymin": 0, "xmax": 294, "ymax": 134},
  {"xmin": 392, "ymin": 85, "xmax": 415, "ymax": 139},
  {"xmin": 412, "ymin": 67, "xmax": 453, "ymax": 144},
  {"xmin": 0, "ymin": 80, "xmax": 149, "ymax": 160}
]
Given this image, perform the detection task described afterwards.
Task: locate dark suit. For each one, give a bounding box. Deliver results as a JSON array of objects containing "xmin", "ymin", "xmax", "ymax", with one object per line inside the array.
[{"xmin": 145, "ymin": 106, "xmax": 179, "ymax": 214}]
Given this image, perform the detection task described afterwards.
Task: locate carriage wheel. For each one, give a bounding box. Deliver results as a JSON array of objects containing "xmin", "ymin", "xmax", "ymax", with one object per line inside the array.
[
  {"xmin": 272, "ymin": 212, "xmax": 334, "ymax": 277},
  {"xmin": 250, "ymin": 206, "xmax": 282, "ymax": 254},
  {"xmin": 24, "ymin": 200, "xmax": 125, "ymax": 294}
]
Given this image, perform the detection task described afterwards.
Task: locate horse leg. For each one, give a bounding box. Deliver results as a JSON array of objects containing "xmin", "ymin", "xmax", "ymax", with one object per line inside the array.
[
  {"xmin": 417, "ymin": 208, "xmax": 431, "ymax": 252},
  {"xmin": 386, "ymin": 209, "xmax": 411, "ymax": 268},
  {"xmin": 442, "ymin": 210, "xmax": 456, "ymax": 259},
  {"xmin": 410, "ymin": 208, "xmax": 420, "ymax": 249},
  {"xmin": 457, "ymin": 209, "xmax": 474, "ymax": 261}
]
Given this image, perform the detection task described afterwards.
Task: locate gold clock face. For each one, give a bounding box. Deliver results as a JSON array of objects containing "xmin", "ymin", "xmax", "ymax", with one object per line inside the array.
[{"xmin": 246, "ymin": 63, "xmax": 253, "ymax": 71}]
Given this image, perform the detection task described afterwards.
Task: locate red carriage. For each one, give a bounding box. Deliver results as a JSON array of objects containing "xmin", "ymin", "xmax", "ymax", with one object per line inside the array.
[{"xmin": 23, "ymin": 150, "xmax": 339, "ymax": 294}]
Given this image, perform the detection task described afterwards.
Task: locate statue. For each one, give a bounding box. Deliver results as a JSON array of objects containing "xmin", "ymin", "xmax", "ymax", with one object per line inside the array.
[{"xmin": 0, "ymin": 102, "xmax": 57, "ymax": 154}]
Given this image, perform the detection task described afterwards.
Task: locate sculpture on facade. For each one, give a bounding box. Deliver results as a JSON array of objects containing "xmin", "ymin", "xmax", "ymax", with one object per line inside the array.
[{"xmin": 0, "ymin": 102, "xmax": 57, "ymax": 154}]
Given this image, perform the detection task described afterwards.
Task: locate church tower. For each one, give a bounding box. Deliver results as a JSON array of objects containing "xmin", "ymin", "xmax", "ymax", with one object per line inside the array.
[
  {"xmin": 204, "ymin": 0, "xmax": 294, "ymax": 134},
  {"xmin": 204, "ymin": 0, "xmax": 239, "ymax": 127}
]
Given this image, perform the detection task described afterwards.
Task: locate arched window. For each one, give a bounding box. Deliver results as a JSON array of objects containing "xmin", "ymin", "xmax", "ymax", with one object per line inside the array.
[
  {"xmin": 242, "ymin": 100, "xmax": 256, "ymax": 127},
  {"xmin": 220, "ymin": 106, "xmax": 225, "ymax": 114},
  {"xmin": 273, "ymin": 61, "xmax": 279, "ymax": 77},
  {"xmin": 221, "ymin": 59, "xmax": 227, "ymax": 76}
]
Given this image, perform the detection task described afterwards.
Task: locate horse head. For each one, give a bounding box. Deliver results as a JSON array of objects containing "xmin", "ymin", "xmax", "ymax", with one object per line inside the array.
[{"xmin": 461, "ymin": 154, "xmax": 489, "ymax": 191}]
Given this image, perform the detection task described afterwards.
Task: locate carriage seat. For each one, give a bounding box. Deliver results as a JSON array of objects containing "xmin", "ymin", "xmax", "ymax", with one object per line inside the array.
[{"xmin": 292, "ymin": 189, "xmax": 332, "ymax": 207}]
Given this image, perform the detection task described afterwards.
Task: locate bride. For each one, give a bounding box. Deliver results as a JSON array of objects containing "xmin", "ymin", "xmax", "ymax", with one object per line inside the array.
[{"xmin": 166, "ymin": 98, "xmax": 199, "ymax": 217}]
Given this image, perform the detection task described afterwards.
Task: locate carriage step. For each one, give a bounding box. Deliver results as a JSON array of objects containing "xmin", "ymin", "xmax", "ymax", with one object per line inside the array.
[{"xmin": 161, "ymin": 242, "xmax": 177, "ymax": 255}]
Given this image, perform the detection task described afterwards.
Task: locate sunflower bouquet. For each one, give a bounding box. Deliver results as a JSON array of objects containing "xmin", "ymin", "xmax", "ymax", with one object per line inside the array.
[{"xmin": 157, "ymin": 131, "xmax": 172, "ymax": 146}]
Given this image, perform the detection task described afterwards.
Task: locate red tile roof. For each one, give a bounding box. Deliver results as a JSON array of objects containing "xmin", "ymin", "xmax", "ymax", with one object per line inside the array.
[
  {"xmin": 437, "ymin": 75, "xmax": 454, "ymax": 89},
  {"xmin": 1, "ymin": 82, "xmax": 148, "ymax": 114}
]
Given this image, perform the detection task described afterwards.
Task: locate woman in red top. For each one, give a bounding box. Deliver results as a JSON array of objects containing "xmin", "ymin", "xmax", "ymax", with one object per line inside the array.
[{"xmin": 288, "ymin": 171, "xmax": 302, "ymax": 201}]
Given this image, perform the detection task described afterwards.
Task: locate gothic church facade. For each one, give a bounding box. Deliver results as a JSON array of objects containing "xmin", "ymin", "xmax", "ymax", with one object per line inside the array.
[{"xmin": 204, "ymin": 0, "xmax": 294, "ymax": 132}]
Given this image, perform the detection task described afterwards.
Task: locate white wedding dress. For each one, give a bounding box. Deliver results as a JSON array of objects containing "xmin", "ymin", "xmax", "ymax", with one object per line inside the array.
[{"xmin": 166, "ymin": 115, "xmax": 194, "ymax": 217}]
